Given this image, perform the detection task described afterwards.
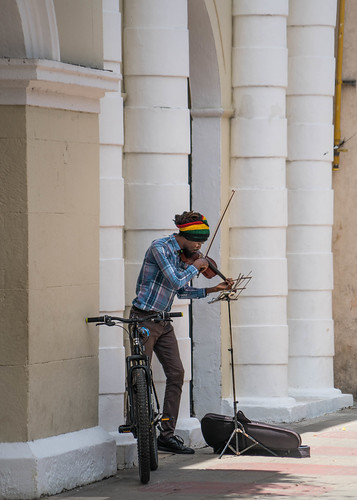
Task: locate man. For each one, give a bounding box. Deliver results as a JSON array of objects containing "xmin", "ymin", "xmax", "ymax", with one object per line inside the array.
[{"xmin": 130, "ymin": 211, "xmax": 233, "ymax": 454}]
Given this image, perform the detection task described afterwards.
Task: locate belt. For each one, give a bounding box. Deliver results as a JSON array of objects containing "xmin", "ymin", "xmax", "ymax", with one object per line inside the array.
[{"xmin": 131, "ymin": 305, "xmax": 159, "ymax": 315}]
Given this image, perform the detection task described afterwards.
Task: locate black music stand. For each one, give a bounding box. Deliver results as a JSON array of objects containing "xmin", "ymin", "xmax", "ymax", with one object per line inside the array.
[{"xmin": 209, "ymin": 273, "xmax": 277, "ymax": 458}]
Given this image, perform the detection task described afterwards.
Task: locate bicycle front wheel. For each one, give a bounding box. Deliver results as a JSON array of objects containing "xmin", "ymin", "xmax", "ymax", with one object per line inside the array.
[
  {"xmin": 150, "ymin": 424, "xmax": 158, "ymax": 471},
  {"xmin": 133, "ymin": 368, "xmax": 151, "ymax": 484}
]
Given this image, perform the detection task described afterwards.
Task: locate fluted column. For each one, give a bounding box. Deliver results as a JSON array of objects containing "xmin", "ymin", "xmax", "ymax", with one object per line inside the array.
[
  {"xmin": 229, "ymin": 0, "xmax": 293, "ymax": 420},
  {"xmin": 123, "ymin": 0, "xmax": 200, "ymax": 442},
  {"xmin": 287, "ymin": 0, "xmax": 350, "ymax": 404},
  {"xmin": 98, "ymin": 0, "xmax": 126, "ymax": 433}
]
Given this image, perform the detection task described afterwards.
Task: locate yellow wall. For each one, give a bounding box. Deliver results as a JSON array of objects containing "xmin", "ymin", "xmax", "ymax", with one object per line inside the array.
[
  {"xmin": 0, "ymin": 106, "xmax": 29, "ymax": 442},
  {"xmin": 333, "ymin": 0, "xmax": 357, "ymax": 399},
  {"xmin": 0, "ymin": 105, "xmax": 100, "ymax": 441}
]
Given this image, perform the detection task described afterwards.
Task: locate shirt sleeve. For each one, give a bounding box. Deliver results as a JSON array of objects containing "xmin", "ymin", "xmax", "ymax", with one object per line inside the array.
[
  {"xmin": 151, "ymin": 242, "xmax": 199, "ymax": 290},
  {"xmin": 177, "ymin": 285, "xmax": 207, "ymax": 300}
]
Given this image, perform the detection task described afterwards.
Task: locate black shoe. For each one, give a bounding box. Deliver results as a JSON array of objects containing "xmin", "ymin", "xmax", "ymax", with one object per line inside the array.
[{"xmin": 157, "ymin": 434, "xmax": 195, "ymax": 454}]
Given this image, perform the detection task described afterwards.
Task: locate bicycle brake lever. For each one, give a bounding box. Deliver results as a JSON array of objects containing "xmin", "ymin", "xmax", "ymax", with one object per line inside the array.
[
  {"xmin": 152, "ymin": 314, "xmax": 171, "ymax": 323},
  {"xmin": 150, "ymin": 314, "xmax": 161, "ymax": 322}
]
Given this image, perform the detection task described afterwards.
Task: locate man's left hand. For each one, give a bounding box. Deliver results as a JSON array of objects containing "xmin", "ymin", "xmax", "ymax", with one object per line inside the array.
[{"xmin": 206, "ymin": 278, "xmax": 234, "ymax": 295}]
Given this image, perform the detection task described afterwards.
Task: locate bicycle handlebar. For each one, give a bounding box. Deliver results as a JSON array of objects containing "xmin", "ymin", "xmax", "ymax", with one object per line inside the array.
[
  {"xmin": 86, "ymin": 316, "xmax": 105, "ymax": 323},
  {"xmin": 86, "ymin": 311, "xmax": 183, "ymax": 325}
]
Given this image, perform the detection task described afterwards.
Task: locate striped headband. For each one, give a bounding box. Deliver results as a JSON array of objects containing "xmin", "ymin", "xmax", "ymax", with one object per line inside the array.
[{"xmin": 176, "ymin": 216, "xmax": 210, "ymax": 242}]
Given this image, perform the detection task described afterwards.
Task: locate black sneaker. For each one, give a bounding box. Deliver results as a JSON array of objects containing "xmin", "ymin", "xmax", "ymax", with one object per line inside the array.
[{"xmin": 157, "ymin": 434, "xmax": 195, "ymax": 454}]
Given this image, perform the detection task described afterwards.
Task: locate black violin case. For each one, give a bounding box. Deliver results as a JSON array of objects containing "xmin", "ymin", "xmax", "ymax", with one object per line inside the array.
[{"xmin": 201, "ymin": 410, "xmax": 310, "ymax": 457}]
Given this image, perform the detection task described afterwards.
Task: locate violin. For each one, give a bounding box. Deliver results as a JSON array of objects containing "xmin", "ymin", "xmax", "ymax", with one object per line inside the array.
[{"xmin": 180, "ymin": 251, "xmax": 227, "ymax": 281}]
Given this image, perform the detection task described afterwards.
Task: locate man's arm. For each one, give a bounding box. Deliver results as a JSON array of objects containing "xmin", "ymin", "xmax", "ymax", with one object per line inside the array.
[
  {"xmin": 206, "ymin": 279, "xmax": 234, "ymax": 295},
  {"xmin": 151, "ymin": 243, "xmax": 199, "ymax": 290},
  {"xmin": 177, "ymin": 278, "xmax": 234, "ymax": 300}
]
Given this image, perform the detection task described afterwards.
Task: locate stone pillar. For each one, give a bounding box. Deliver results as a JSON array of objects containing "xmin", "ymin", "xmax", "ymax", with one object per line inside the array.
[
  {"xmin": 287, "ymin": 0, "xmax": 352, "ymax": 410},
  {"xmin": 229, "ymin": 0, "xmax": 294, "ymax": 421},
  {"xmin": 98, "ymin": 0, "xmax": 127, "ymax": 451},
  {"xmin": 123, "ymin": 0, "xmax": 202, "ymax": 444},
  {"xmin": 0, "ymin": 58, "xmax": 119, "ymax": 498}
]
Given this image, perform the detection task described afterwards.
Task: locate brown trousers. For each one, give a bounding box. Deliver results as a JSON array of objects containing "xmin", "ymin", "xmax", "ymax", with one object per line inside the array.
[{"xmin": 130, "ymin": 307, "xmax": 184, "ymax": 438}]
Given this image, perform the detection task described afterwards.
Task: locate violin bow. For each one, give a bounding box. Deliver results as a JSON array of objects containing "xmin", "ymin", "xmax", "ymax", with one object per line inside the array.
[{"xmin": 204, "ymin": 189, "xmax": 236, "ymax": 259}]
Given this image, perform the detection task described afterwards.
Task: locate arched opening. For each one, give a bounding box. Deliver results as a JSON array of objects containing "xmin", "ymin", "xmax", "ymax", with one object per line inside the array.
[
  {"xmin": 0, "ymin": 0, "xmax": 26, "ymax": 57},
  {"xmin": 0, "ymin": 0, "xmax": 59, "ymax": 60},
  {"xmin": 188, "ymin": 0, "xmax": 227, "ymax": 418}
]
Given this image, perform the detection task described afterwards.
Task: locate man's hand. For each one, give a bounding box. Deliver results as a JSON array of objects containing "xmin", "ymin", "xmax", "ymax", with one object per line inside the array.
[
  {"xmin": 192, "ymin": 257, "xmax": 209, "ymax": 272},
  {"xmin": 206, "ymin": 278, "xmax": 234, "ymax": 295}
]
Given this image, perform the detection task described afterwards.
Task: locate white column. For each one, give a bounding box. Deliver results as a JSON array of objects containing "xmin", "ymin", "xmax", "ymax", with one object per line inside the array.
[
  {"xmin": 229, "ymin": 0, "xmax": 294, "ymax": 421},
  {"xmin": 123, "ymin": 0, "xmax": 202, "ymax": 445},
  {"xmin": 99, "ymin": 0, "xmax": 126, "ymax": 439},
  {"xmin": 287, "ymin": 0, "xmax": 351, "ymax": 409}
]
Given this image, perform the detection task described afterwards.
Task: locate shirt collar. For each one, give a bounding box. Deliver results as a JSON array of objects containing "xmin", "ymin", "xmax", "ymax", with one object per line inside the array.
[{"xmin": 170, "ymin": 234, "xmax": 182, "ymax": 254}]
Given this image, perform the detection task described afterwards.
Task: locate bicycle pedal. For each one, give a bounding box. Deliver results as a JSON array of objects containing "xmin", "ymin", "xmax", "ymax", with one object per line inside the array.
[{"xmin": 118, "ymin": 424, "xmax": 132, "ymax": 434}]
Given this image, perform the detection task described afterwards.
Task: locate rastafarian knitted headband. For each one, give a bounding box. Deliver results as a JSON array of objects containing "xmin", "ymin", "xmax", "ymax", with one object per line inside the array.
[{"xmin": 175, "ymin": 214, "xmax": 210, "ymax": 242}]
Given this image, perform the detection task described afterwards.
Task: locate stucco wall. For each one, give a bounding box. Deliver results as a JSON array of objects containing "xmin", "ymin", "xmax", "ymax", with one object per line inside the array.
[
  {"xmin": 333, "ymin": 0, "xmax": 357, "ymax": 399},
  {"xmin": 54, "ymin": 0, "xmax": 104, "ymax": 68},
  {"xmin": 0, "ymin": 105, "xmax": 100, "ymax": 442},
  {"xmin": 0, "ymin": 106, "xmax": 28, "ymax": 442}
]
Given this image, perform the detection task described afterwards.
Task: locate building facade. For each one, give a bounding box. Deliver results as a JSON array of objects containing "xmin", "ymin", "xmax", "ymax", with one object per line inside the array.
[{"xmin": 0, "ymin": 0, "xmax": 354, "ymax": 498}]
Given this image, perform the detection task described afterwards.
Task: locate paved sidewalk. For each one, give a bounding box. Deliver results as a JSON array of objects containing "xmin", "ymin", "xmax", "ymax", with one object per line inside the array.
[{"xmin": 55, "ymin": 405, "xmax": 357, "ymax": 499}]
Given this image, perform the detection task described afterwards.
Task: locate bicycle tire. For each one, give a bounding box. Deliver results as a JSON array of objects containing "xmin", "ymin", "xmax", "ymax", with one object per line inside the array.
[
  {"xmin": 150, "ymin": 423, "xmax": 159, "ymax": 471},
  {"xmin": 133, "ymin": 368, "xmax": 151, "ymax": 484}
]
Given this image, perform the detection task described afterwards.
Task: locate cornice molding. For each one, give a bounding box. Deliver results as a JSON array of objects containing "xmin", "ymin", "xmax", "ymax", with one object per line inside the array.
[{"xmin": 0, "ymin": 58, "xmax": 121, "ymax": 113}]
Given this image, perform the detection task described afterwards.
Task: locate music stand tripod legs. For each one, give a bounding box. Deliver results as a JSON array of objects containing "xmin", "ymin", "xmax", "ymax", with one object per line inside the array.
[{"xmin": 219, "ymin": 298, "xmax": 277, "ymax": 458}]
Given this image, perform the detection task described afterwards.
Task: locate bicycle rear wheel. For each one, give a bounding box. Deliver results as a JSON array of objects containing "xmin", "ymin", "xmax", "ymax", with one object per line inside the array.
[{"xmin": 133, "ymin": 368, "xmax": 151, "ymax": 484}]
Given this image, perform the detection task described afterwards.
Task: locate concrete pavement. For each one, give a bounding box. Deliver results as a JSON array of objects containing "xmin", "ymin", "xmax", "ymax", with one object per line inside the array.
[{"xmin": 54, "ymin": 405, "xmax": 357, "ymax": 500}]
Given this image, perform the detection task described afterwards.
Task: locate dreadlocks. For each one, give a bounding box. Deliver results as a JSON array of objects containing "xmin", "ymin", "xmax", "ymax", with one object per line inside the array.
[
  {"xmin": 174, "ymin": 211, "xmax": 204, "ymax": 226},
  {"xmin": 174, "ymin": 211, "xmax": 210, "ymax": 242}
]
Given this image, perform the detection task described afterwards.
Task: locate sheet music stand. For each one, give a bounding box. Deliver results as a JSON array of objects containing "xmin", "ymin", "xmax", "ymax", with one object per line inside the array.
[{"xmin": 209, "ymin": 273, "xmax": 277, "ymax": 458}]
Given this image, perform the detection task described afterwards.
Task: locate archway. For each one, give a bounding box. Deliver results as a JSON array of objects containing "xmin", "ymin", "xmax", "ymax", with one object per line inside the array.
[
  {"xmin": 0, "ymin": 0, "xmax": 59, "ymax": 60},
  {"xmin": 188, "ymin": 0, "xmax": 228, "ymax": 418}
]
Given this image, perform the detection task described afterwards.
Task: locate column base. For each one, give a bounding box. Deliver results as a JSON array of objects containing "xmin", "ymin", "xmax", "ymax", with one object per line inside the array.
[
  {"xmin": 110, "ymin": 432, "xmax": 137, "ymax": 469},
  {"xmin": 112, "ymin": 416, "xmax": 206, "ymax": 470},
  {"xmin": 175, "ymin": 417, "xmax": 206, "ymax": 448},
  {"xmin": 221, "ymin": 391, "xmax": 354, "ymax": 423},
  {"xmin": 0, "ymin": 426, "xmax": 116, "ymax": 500}
]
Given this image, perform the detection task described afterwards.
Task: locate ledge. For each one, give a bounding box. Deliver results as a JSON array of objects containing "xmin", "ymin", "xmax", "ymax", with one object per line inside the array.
[
  {"xmin": 0, "ymin": 58, "xmax": 121, "ymax": 113},
  {"xmin": 221, "ymin": 392, "xmax": 354, "ymax": 424},
  {"xmin": 0, "ymin": 426, "xmax": 116, "ymax": 499}
]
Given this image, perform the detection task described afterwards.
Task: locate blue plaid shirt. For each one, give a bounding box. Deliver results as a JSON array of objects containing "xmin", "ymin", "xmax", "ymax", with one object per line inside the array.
[{"xmin": 132, "ymin": 234, "xmax": 207, "ymax": 312}]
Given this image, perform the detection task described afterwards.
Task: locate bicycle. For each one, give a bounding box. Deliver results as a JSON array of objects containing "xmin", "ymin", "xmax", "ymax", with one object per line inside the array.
[{"xmin": 86, "ymin": 310, "xmax": 183, "ymax": 484}]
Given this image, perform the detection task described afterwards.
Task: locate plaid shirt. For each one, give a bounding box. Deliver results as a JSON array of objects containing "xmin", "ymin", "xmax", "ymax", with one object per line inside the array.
[{"xmin": 132, "ymin": 234, "xmax": 207, "ymax": 312}]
